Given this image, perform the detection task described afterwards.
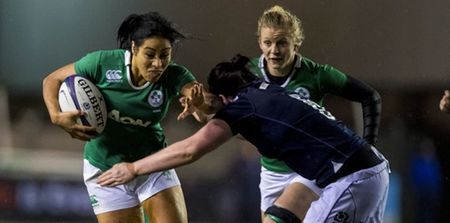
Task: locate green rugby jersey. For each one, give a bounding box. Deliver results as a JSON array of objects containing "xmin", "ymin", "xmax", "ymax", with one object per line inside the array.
[
  {"xmin": 74, "ymin": 49, "xmax": 195, "ymax": 171},
  {"xmin": 249, "ymin": 55, "xmax": 347, "ymax": 173}
]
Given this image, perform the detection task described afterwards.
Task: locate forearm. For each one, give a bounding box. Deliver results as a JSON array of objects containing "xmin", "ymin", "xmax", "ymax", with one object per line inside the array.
[
  {"xmin": 339, "ymin": 75, "xmax": 381, "ymax": 145},
  {"xmin": 361, "ymin": 93, "xmax": 381, "ymax": 144},
  {"xmin": 132, "ymin": 139, "xmax": 199, "ymax": 175},
  {"xmin": 42, "ymin": 75, "xmax": 63, "ymax": 124},
  {"xmin": 42, "ymin": 63, "xmax": 76, "ymax": 124}
]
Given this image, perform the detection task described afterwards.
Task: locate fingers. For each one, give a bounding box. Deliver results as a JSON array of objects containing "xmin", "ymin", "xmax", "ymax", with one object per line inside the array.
[
  {"xmin": 97, "ymin": 163, "xmax": 135, "ymax": 187},
  {"xmin": 179, "ymin": 96, "xmax": 187, "ymax": 106},
  {"xmin": 177, "ymin": 111, "xmax": 188, "ymax": 121},
  {"xmin": 445, "ymin": 90, "xmax": 450, "ymax": 96},
  {"xmin": 67, "ymin": 125, "xmax": 97, "ymax": 141},
  {"xmin": 190, "ymin": 84, "xmax": 205, "ymax": 107},
  {"xmin": 177, "ymin": 97, "xmax": 194, "ymax": 120},
  {"xmin": 97, "ymin": 170, "xmax": 120, "ymax": 186}
]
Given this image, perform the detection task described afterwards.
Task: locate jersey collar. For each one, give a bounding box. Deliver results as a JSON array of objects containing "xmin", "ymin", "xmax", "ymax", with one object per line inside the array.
[
  {"xmin": 125, "ymin": 50, "xmax": 150, "ymax": 90},
  {"xmin": 125, "ymin": 50, "xmax": 131, "ymax": 66},
  {"xmin": 258, "ymin": 54, "xmax": 302, "ymax": 88}
]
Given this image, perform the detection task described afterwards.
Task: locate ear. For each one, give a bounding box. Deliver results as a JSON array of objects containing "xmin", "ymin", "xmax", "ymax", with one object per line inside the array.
[
  {"xmin": 218, "ymin": 95, "xmax": 231, "ymax": 105},
  {"xmin": 294, "ymin": 42, "xmax": 302, "ymax": 51},
  {"xmin": 131, "ymin": 41, "xmax": 138, "ymax": 55},
  {"xmin": 258, "ymin": 38, "xmax": 264, "ymax": 50}
]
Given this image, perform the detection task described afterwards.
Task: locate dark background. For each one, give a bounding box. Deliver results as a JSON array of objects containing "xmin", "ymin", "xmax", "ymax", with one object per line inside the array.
[{"xmin": 0, "ymin": 0, "xmax": 449, "ymax": 222}]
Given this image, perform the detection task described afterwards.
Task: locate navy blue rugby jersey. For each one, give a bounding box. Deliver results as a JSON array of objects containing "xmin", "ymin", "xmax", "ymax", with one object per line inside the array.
[{"xmin": 213, "ymin": 80, "xmax": 368, "ymax": 187}]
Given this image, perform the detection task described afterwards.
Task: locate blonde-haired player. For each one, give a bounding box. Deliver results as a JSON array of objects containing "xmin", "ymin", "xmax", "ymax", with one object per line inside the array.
[{"xmin": 248, "ymin": 5, "xmax": 382, "ymax": 221}]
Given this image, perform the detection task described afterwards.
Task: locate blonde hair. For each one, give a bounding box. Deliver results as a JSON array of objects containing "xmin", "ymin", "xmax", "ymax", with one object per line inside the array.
[{"xmin": 257, "ymin": 5, "xmax": 304, "ymax": 46}]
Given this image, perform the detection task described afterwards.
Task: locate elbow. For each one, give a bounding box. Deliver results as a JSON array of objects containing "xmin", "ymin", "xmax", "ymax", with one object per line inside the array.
[
  {"xmin": 363, "ymin": 89, "xmax": 381, "ymax": 106},
  {"xmin": 181, "ymin": 151, "xmax": 198, "ymax": 164},
  {"xmin": 371, "ymin": 90, "xmax": 381, "ymax": 103},
  {"xmin": 42, "ymin": 75, "xmax": 50, "ymax": 89},
  {"xmin": 180, "ymin": 143, "xmax": 203, "ymax": 164}
]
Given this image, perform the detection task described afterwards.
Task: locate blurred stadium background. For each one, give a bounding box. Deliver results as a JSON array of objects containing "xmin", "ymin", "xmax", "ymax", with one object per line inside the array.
[{"xmin": 0, "ymin": 0, "xmax": 449, "ymax": 222}]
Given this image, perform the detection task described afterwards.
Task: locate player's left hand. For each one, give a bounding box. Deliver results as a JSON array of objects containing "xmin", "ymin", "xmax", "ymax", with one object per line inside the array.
[
  {"xmin": 97, "ymin": 162, "xmax": 136, "ymax": 187},
  {"xmin": 177, "ymin": 83, "xmax": 206, "ymax": 120}
]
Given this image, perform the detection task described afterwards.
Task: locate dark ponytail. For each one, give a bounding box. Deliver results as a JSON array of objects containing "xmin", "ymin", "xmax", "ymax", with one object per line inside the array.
[
  {"xmin": 117, "ymin": 12, "xmax": 186, "ymax": 50},
  {"xmin": 208, "ymin": 54, "xmax": 258, "ymax": 97},
  {"xmin": 117, "ymin": 14, "xmax": 141, "ymax": 49}
]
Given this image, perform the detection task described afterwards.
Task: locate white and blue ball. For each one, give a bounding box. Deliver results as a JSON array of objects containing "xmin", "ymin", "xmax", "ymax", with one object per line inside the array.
[{"xmin": 58, "ymin": 75, "xmax": 107, "ymax": 134}]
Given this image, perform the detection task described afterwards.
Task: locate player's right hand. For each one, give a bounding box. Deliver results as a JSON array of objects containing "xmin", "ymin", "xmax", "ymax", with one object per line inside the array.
[
  {"xmin": 53, "ymin": 110, "xmax": 97, "ymax": 141},
  {"xmin": 439, "ymin": 90, "xmax": 450, "ymax": 113}
]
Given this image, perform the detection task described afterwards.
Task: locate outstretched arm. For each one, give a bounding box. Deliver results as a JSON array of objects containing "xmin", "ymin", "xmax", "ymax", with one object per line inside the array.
[
  {"xmin": 97, "ymin": 118, "xmax": 233, "ymax": 186},
  {"xmin": 339, "ymin": 75, "xmax": 381, "ymax": 145}
]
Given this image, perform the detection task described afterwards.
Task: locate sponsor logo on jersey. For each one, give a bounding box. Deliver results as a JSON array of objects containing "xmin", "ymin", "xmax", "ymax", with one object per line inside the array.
[
  {"xmin": 105, "ymin": 70, "xmax": 123, "ymax": 83},
  {"xmin": 148, "ymin": 90, "xmax": 164, "ymax": 107},
  {"xmin": 108, "ymin": 109, "xmax": 152, "ymax": 127},
  {"xmin": 294, "ymin": 87, "xmax": 310, "ymax": 99}
]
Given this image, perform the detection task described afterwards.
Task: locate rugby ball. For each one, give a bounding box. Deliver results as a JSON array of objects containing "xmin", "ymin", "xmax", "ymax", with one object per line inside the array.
[{"xmin": 58, "ymin": 75, "xmax": 107, "ymax": 134}]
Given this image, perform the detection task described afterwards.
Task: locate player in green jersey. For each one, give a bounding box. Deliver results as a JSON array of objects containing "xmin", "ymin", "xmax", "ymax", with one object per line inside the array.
[
  {"xmin": 43, "ymin": 12, "xmax": 210, "ymax": 223},
  {"xmin": 248, "ymin": 5, "xmax": 382, "ymax": 221}
]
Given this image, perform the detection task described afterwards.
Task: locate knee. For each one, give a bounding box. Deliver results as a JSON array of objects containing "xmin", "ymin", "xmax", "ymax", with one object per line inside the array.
[{"xmin": 264, "ymin": 205, "xmax": 302, "ymax": 223}]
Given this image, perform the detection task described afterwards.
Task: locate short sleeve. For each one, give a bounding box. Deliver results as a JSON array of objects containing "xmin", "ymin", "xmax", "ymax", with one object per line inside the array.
[
  {"xmin": 163, "ymin": 64, "xmax": 196, "ymax": 97},
  {"xmin": 74, "ymin": 51, "xmax": 102, "ymax": 81},
  {"xmin": 317, "ymin": 64, "xmax": 348, "ymax": 94},
  {"xmin": 213, "ymin": 97, "xmax": 253, "ymax": 136}
]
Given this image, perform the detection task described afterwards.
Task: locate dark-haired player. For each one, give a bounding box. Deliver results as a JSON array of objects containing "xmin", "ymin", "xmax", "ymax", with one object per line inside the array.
[
  {"xmin": 98, "ymin": 55, "xmax": 389, "ymax": 223},
  {"xmin": 43, "ymin": 11, "xmax": 212, "ymax": 223}
]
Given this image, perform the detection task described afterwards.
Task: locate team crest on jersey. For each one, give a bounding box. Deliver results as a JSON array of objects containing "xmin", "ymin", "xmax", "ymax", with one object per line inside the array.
[
  {"xmin": 148, "ymin": 90, "xmax": 164, "ymax": 107},
  {"xmin": 294, "ymin": 87, "xmax": 310, "ymax": 99}
]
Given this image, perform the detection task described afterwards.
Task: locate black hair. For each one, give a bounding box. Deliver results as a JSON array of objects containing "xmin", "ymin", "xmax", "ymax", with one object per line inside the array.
[
  {"xmin": 117, "ymin": 11, "xmax": 185, "ymax": 50},
  {"xmin": 207, "ymin": 54, "xmax": 258, "ymax": 97}
]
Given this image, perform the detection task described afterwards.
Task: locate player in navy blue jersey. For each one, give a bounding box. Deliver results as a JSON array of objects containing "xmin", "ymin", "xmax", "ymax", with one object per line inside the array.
[{"xmin": 97, "ymin": 55, "xmax": 390, "ymax": 223}]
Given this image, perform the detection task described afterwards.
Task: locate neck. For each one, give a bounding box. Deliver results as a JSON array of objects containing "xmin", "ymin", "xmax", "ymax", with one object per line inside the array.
[
  {"xmin": 267, "ymin": 66, "xmax": 291, "ymax": 77},
  {"xmin": 130, "ymin": 63, "xmax": 146, "ymax": 86}
]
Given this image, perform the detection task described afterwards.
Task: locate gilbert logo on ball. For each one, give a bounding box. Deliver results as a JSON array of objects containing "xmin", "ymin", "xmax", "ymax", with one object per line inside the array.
[{"xmin": 58, "ymin": 75, "xmax": 107, "ymax": 134}]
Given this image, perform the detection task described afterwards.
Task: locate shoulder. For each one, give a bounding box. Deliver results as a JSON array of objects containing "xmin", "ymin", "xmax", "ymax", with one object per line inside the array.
[
  {"xmin": 165, "ymin": 63, "xmax": 192, "ymax": 75},
  {"xmin": 249, "ymin": 57, "xmax": 260, "ymax": 67},
  {"xmin": 300, "ymin": 56, "xmax": 346, "ymax": 77},
  {"xmin": 248, "ymin": 56, "xmax": 263, "ymax": 75},
  {"xmin": 80, "ymin": 49, "xmax": 126, "ymax": 64},
  {"xmin": 299, "ymin": 56, "xmax": 321, "ymax": 71}
]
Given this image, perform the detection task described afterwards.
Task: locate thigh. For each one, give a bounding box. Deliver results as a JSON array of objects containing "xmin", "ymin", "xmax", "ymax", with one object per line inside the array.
[
  {"xmin": 260, "ymin": 167, "xmax": 293, "ymax": 221},
  {"xmin": 141, "ymin": 185, "xmax": 187, "ymax": 223},
  {"xmin": 274, "ymin": 182, "xmax": 320, "ymax": 220},
  {"xmin": 305, "ymin": 164, "xmax": 389, "ymax": 223},
  {"xmin": 259, "ymin": 167, "xmax": 294, "ymax": 212},
  {"xmin": 260, "ymin": 167, "xmax": 321, "ymax": 221},
  {"xmin": 84, "ymin": 160, "xmax": 140, "ymax": 215},
  {"xmin": 96, "ymin": 205, "xmax": 143, "ymax": 223}
]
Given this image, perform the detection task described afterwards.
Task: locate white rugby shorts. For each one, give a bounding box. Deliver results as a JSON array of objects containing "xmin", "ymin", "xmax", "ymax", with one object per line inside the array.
[
  {"xmin": 83, "ymin": 159, "xmax": 181, "ymax": 214},
  {"xmin": 259, "ymin": 166, "xmax": 323, "ymax": 212},
  {"xmin": 304, "ymin": 160, "xmax": 390, "ymax": 223}
]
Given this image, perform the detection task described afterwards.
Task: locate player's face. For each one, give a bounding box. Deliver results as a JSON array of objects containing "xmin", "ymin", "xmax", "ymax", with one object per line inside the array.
[
  {"xmin": 132, "ymin": 37, "xmax": 172, "ymax": 84},
  {"xmin": 259, "ymin": 27, "xmax": 297, "ymax": 76}
]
